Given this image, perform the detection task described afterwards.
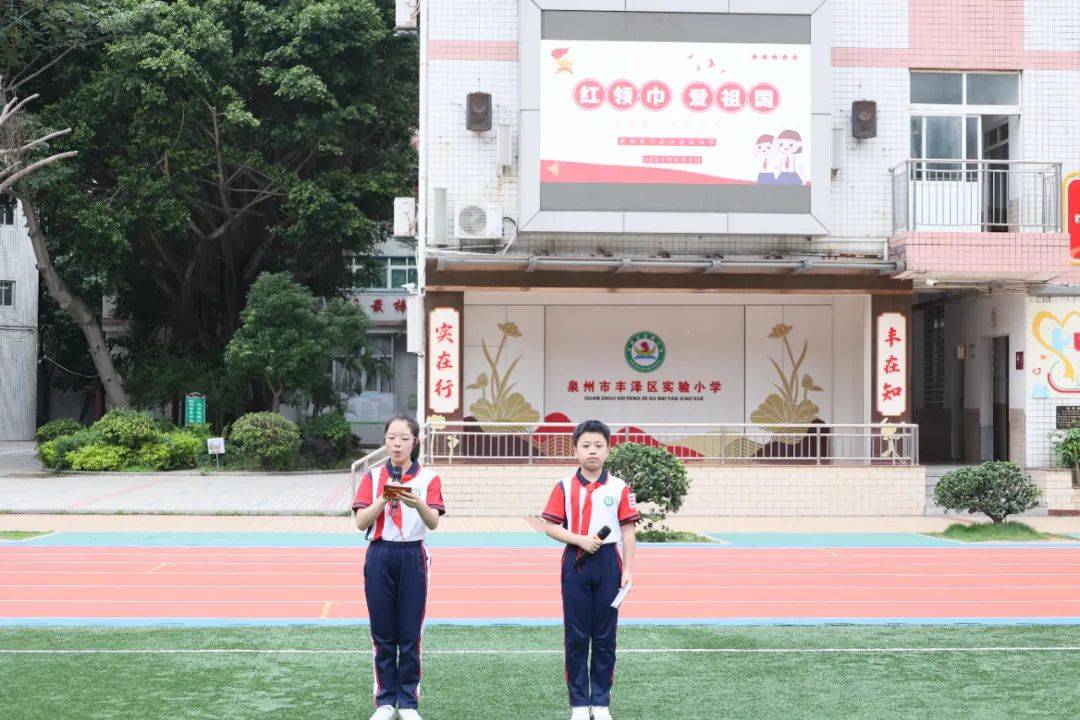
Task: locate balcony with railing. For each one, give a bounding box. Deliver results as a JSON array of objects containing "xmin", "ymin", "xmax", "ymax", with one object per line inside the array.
[{"xmin": 889, "ymin": 160, "xmax": 1068, "ymax": 283}]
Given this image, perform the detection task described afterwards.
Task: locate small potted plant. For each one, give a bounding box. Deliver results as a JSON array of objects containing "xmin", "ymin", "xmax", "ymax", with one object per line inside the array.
[{"xmin": 1051, "ymin": 428, "xmax": 1080, "ymax": 488}]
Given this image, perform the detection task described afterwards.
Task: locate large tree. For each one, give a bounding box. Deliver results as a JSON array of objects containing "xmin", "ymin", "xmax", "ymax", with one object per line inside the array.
[
  {"xmin": 2, "ymin": 1, "xmax": 130, "ymax": 408},
  {"xmin": 25, "ymin": 0, "xmax": 417, "ymax": 411}
]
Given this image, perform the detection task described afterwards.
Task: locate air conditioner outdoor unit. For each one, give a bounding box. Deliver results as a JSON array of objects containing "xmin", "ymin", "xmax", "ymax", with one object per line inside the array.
[
  {"xmin": 454, "ymin": 202, "xmax": 503, "ymax": 240},
  {"xmin": 394, "ymin": 0, "xmax": 418, "ymax": 34},
  {"xmin": 393, "ymin": 197, "xmax": 416, "ymax": 238}
]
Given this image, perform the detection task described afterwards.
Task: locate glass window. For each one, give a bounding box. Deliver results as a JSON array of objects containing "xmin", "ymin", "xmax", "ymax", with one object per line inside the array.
[
  {"xmin": 966, "ymin": 73, "xmax": 1019, "ymax": 105},
  {"xmin": 965, "ymin": 117, "xmax": 979, "ymax": 159},
  {"xmin": 0, "ymin": 281, "xmax": 13, "ymax": 306},
  {"xmin": 921, "ymin": 116, "xmax": 963, "ymax": 176},
  {"xmin": 911, "ymin": 72, "xmax": 963, "ymax": 104},
  {"xmin": 910, "ymin": 117, "xmax": 923, "ymax": 158},
  {"xmin": 365, "ymin": 335, "xmax": 394, "ymax": 393},
  {"xmin": 0, "ymin": 203, "xmax": 13, "ymax": 225}
]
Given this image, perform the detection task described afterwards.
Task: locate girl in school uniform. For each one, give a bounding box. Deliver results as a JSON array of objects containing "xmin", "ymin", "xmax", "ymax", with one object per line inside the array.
[{"xmin": 353, "ymin": 414, "xmax": 446, "ymax": 720}]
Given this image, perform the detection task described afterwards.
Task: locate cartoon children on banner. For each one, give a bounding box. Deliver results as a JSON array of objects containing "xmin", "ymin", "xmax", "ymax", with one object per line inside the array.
[{"xmin": 753, "ymin": 129, "xmax": 806, "ymax": 185}]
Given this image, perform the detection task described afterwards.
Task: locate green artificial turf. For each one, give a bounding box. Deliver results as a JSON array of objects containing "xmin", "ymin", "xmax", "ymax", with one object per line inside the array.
[
  {"xmin": 2, "ymin": 624, "xmax": 1079, "ymax": 719},
  {"xmin": 0, "ymin": 531, "xmax": 48, "ymax": 541}
]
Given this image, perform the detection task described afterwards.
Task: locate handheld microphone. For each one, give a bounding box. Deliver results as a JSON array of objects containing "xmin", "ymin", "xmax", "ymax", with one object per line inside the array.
[
  {"xmin": 576, "ymin": 525, "xmax": 612, "ymax": 567},
  {"xmin": 389, "ymin": 466, "xmax": 402, "ymax": 510}
]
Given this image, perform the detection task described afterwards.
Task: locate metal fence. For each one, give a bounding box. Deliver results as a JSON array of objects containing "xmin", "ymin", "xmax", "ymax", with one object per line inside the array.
[
  {"xmin": 891, "ymin": 159, "xmax": 1061, "ymax": 234},
  {"xmin": 421, "ymin": 422, "xmax": 918, "ymax": 466},
  {"xmin": 350, "ymin": 445, "xmax": 390, "ymax": 503}
]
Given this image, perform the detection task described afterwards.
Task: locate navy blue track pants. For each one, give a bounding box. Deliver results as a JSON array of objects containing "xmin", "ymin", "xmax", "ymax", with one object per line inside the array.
[
  {"xmin": 562, "ymin": 543, "xmax": 622, "ymax": 708},
  {"xmin": 364, "ymin": 540, "xmax": 429, "ymax": 709}
]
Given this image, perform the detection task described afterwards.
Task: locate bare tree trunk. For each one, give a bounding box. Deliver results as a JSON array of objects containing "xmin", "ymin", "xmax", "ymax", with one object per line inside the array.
[{"xmin": 17, "ymin": 193, "xmax": 130, "ymax": 409}]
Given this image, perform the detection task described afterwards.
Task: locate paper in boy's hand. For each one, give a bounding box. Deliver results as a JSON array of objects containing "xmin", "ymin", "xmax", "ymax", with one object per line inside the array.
[
  {"xmin": 383, "ymin": 482, "xmax": 409, "ymax": 500},
  {"xmin": 610, "ymin": 580, "xmax": 632, "ymax": 609}
]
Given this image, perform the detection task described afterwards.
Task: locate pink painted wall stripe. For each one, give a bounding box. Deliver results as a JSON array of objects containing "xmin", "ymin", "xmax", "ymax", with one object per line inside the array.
[{"xmin": 429, "ymin": 40, "xmax": 518, "ymax": 61}]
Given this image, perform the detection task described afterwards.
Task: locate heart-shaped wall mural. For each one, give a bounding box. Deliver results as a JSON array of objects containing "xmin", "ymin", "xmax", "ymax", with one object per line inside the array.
[{"xmin": 1031, "ymin": 309, "xmax": 1080, "ymax": 395}]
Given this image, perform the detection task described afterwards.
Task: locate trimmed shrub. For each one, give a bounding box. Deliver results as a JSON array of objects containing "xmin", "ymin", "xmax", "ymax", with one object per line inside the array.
[
  {"xmin": 134, "ymin": 442, "xmax": 173, "ymax": 471},
  {"xmin": 37, "ymin": 440, "xmax": 58, "ymax": 468},
  {"xmin": 93, "ymin": 409, "xmax": 162, "ymax": 449},
  {"xmin": 605, "ymin": 442, "xmax": 690, "ymax": 532},
  {"xmin": 303, "ymin": 413, "xmax": 351, "ymax": 452},
  {"xmin": 166, "ymin": 431, "xmax": 202, "ymax": 469},
  {"xmin": 35, "ymin": 419, "xmax": 84, "ymax": 443},
  {"xmin": 52, "ymin": 428, "xmax": 104, "ymax": 470},
  {"xmin": 67, "ymin": 444, "xmax": 132, "ymax": 471},
  {"xmin": 180, "ymin": 423, "xmax": 213, "ymax": 441},
  {"xmin": 935, "ymin": 461, "xmax": 1041, "ymax": 524},
  {"xmin": 229, "ymin": 412, "xmax": 301, "ymax": 469}
]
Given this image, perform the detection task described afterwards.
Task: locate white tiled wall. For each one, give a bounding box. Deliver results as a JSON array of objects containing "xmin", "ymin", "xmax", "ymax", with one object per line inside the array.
[
  {"xmin": 1024, "ymin": 0, "xmax": 1080, "ymax": 52},
  {"xmin": 835, "ymin": 0, "xmax": 909, "ymax": 49},
  {"xmin": 830, "ymin": 67, "xmax": 909, "ymax": 241},
  {"xmin": 422, "ymin": 0, "xmax": 1080, "ymax": 250},
  {"xmin": 0, "ymin": 203, "xmax": 39, "ymax": 441}
]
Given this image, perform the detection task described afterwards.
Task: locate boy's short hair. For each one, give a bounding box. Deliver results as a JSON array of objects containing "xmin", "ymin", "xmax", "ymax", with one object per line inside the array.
[{"xmin": 573, "ymin": 419, "xmax": 611, "ymax": 446}]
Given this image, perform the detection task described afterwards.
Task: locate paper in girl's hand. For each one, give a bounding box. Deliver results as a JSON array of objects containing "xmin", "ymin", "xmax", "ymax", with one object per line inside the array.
[
  {"xmin": 383, "ymin": 482, "xmax": 409, "ymax": 500},
  {"xmin": 610, "ymin": 580, "xmax": 632, "ymax": 609}
]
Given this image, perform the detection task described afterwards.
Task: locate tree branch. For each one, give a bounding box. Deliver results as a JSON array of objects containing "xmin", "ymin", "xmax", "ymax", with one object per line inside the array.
[{"xmin": 0, "ymin": 151, "xmax": 78, "ymax": 194}]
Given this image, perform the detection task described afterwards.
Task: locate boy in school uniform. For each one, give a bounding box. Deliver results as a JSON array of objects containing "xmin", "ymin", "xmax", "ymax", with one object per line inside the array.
[
  {"xmin": 354, "ymin": 414, "xmax": 446, "ymax": 720},
  {"xmin": 541, "ymin": 420, "xmax": 639, "ymax": 720}
]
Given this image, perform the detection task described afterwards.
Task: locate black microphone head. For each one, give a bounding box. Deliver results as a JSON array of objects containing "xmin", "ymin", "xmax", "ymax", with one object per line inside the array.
[{"xmin": 597, "ymin": 525, "xmax": 611, "ymax": 540}]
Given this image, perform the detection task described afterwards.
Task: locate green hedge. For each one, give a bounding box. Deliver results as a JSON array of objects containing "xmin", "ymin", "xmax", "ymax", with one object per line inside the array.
[
  {"xmin": 229, "ymin": 412, "xmax": 301, "ymax": 469},
  {"xmin": 605, "ymin": 442, "xmax": 690, "ymax": 532},
  {"xmin": 35, "ymin": 419, "xmax": 84, "ymax": 443},
  {"xmin": 303, "ymin": 413, "xmax": 350, "ymax": 452},
  {"xmin": 50, "ymin": 428, "xmax": 104, "ymax": 471},
  {"xmin": 35, "ymin": 411, "xmax": 208, "ymax": 471},
  {"xmin": 68, "ymin": 444, "xmax": 133, "ymax": 471},
  {"xmin": 934, "ymin": 461, "xmax": 1041, "ymax": 523},
  {"xmin": 94, "ymin": 410, "xmax": 162, "ymax": 449}
]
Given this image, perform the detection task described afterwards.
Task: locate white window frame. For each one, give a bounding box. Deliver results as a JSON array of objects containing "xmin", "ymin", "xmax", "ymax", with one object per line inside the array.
[
  {"xmin": 910, "ymin": 71, "xmax": 1021, "ymax": 160},
  {"xmin": 349, "ymin": 256, "xmax": 418, "ymax": 291},
  {"xmin": 0, "ymin": 280, "xmax": 13, "ymax": 306}
]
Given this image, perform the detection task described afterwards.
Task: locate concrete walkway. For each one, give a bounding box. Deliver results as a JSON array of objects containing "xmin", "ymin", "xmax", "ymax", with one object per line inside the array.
[
  {"xmin": 0, "ymin": 472, "xmax": 355, "ymax": 514},
  {"xmin": 0, "ymin": 442, "xmax": 42, "ymax": 475}
]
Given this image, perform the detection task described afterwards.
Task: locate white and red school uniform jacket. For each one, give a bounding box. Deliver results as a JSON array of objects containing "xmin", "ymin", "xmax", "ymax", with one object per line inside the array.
[
  {"xmin": 542, "ymin": 469, "xmax": 640, "ymax": 546},
  {"xmin": 353, "ymin": 460, "xmax": 446, "ymax": 542}
]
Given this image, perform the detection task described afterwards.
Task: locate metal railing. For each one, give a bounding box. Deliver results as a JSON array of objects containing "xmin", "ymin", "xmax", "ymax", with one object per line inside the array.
[
  {"xmin": 422, "ymin": 422, "xmax": 919, "ymax": 466},
  {"xmin": 891, "ymin": 159, "xmax": 1061, "ymax": 234},
  {"xmin": 350, "ymin": 445, "xmax": 390, "ymax": 504}
]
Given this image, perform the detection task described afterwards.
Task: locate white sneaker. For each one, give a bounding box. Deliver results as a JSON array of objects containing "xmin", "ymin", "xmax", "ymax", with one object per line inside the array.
[
  {"xmin": 398, "ymin": 711, "xmax": 421, "ymax": 720},
  {"xmin": 571, "ymin": 707, "xmax": 591, "ymax": 720},
  {"xmin": 592, "ymin": 707, "xmax": 613, "ymax": 720},
  {"xmin": 368, "ymin": 706, "xmax": 396, "ymax": 720}
]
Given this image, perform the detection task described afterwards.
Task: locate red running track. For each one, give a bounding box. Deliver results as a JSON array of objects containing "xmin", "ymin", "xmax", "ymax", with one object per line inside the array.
[{"xmin": 2, "ymin": 546, "xmax": 1080, "ymax": 621}]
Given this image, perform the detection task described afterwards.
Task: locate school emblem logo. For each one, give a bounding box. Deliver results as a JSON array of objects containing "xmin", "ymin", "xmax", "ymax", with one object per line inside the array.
[
  {"xmin": 625, "ymin": 331, "xmax": 666, "ymax": 373},
  {"xmin": 604, "ymin": 496, "xmax": 615, "ymax": 507}
]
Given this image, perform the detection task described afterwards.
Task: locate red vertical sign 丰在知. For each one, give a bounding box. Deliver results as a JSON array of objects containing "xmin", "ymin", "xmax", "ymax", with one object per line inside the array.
[
  {"xmin": 876, "ymin": 312, "xmax": 907, "ymax": 418},
  {"xmin": 1066, "ymin": 173, "xmax": 1080, "ymax": 265}
]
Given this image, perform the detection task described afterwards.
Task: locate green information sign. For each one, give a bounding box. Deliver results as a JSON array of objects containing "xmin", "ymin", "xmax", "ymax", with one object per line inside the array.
[{"xmin": 184, "ymin": 393, "xmax": 206, "ymax": 426}]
